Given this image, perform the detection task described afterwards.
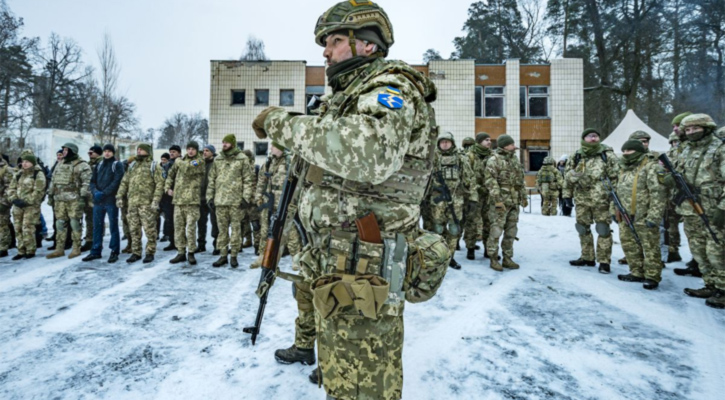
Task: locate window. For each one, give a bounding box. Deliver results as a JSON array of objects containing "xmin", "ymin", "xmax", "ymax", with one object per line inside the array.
[
  {"xmin": 254, "ymin": 141, "xmax": 268, "ymax": 156},
  {"xmin": 475, "ymin": 87, "xmax": 483, "ymax": 117},
  {"xmin": 255, "ymin": 89, "xmax": 269, "ymax": 106},
  {"xmin": 236, "ymin": 141, "xmax": 244, "ymax": 151},
  {"xmin": 484, "ymin": 86, "xmax": 505, "ymax": 117},
  {"xmin": 520, "ymin": 87, "xmax": 527, "ymax": 117},
  {"xmin": 521, "ymin": 86, "xmax": 549, "ymax": 118},
  {"xmin": 280, "ymin": 89, "xmax": 295, "ymax": 106},
  {"xmin": 306, "ymin": 86, "xmax": 325, "ymax": 115},
  {"xmin": 528, "ymin": 150, "xmax": 549, "ymax": 172},
  {"xmin": 231, "ymin": 90, "xmax": 245, "ymax": 106}
]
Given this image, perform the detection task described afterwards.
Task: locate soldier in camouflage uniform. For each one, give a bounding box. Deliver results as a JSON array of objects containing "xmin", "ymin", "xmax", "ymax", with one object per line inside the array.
[
  {"xmin": 663, "ymin": 132, "xmax": 685, "ymax": 264},
  {"xmin": 536, "ymin": 156, "xmax": 563, "ymax": 216},
  {"xmin": 673, "ymin": 114, "xmax": 725, "ymax": 309},
  {"xmin": 82, "ymin": 145, "xmax": 103, "ymax": 252},
  {"xmin": 47, "ymin": 143, "xmax": 92, "ymax": 259},
  {"xmin": 428, "ymin": 131, "xmax": 477, "ymax": 270},
  {"xmin": 242, "ymin": 149, "xmax": 258, "ymax": 252},
  {"xmin": 252, "ymin": 1, "xmax": 439, "ymax": 397},
  {"xmin": 207, "ymin": 134, "xmax": 254, "ymax": 268},
  {"xmin": 614, "ymin": 140, "xmax": 667, "ymax": 289},
  {"xmin": 485, "ymin": 135, "xmax": 527, "ymax": 271},
  {"xmin": 165, "ymin": 141, "xmax": 205, "ymax": 265},
  {"xmin": 461, "ymin": 136, "xmax": 475, "ymax": 152},
  {"xmin": 562, "ymin": 128, "xmax": 619, "ymax": 273},
  {"xmin": 117, "ymin": 144, "xmax": 164, "ymax": 263},
  {"xmin": 0, "ymin": 156, "xmax": 14, "ymax": 258},
  {"xmin": 464, "ymin": 132, "xmax": 493, "ymax": 260},
  {"xmin": 119, "ymin": 155, "xmax": 135, "ymax": 254},
  {"xmin": 7, "ymin": 154, "xmax": 45, "ymax": 259}
]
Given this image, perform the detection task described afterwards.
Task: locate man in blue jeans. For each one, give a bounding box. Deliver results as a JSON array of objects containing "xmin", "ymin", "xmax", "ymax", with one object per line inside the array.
[{"xmin": 83, "ymin": 144, "xmax": 125, "ymax": 263}]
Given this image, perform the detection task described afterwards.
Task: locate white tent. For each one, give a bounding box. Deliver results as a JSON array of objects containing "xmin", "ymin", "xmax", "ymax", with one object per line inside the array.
[{"xmin": 602, "ymin": 109, "xmax": 670, "ymax": 154}]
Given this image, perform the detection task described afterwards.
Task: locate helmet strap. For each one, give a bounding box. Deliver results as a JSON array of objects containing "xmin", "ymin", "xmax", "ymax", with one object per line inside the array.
[{"xmin": 348, "ymin": 29, "xmax": 357, "ymax": 57}]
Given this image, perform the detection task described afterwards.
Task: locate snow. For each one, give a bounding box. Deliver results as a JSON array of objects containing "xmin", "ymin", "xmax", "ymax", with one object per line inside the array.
[{"xmin": 1, "ymin": 201, "xmax": 723, "ymax": 400}]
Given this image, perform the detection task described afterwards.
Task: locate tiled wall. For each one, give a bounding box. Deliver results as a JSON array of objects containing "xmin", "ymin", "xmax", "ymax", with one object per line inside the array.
[
  {"xmin": 428, "ymin": 60, "xmax": 475, "ymax": 145},
  {"xmin": 505, "ymin": 60, "xmax": 521, "ymax": 151},
  {"xmin": 551, "ymin": 58, "xmax": 584, "ymax": 161}
]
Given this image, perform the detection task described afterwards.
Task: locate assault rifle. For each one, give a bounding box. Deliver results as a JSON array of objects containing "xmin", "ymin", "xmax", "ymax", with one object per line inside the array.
[
  {"xmin": 602, "ymin": 176, "xmax": 641, "ymax": 246},
  {"xmin": 243, "ymin": 162, "xmax": 300, "ymax": 345},
  {"xmin": 659, "ymin": 153, "xmax": 720, "ymax": 244},
  {"xmin": 432, "ymin": 171, "xmax": 460, "ymax": 227}
]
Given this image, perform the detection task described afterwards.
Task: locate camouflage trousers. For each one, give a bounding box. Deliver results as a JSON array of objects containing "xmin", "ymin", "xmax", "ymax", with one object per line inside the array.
[
  {"xmin": 215, "ymin": 205, "xmax": 244, "ymax": 257},
  {"xmin": 683, "ymin": 216, "xmax": 725, "ymax": 290},
  {"xmin": 463, "ymin": 198, "xmax": 490, "ymax": 249},
  {"xmin": 486, "ymin": 203, "xmax": 519, "ymax": 259},
  {"xmin": 430, "ymin": 198, "xmax": 464, "ymax": 253},
  {"xmin": 127, "ymin": 205, "xmax": 158, "ymax": 256},
  {"xmin": 293, "ymin": 280, "xmax": 316, "ymax": 350},
  {"xmin": 174, "ymin": 205, "xmax": 200, "ymax": 253},
  {"xmin": 0, "ymin": 210, "xmax": 11, "ymax": 251},
  {"xmin": 54, "ymin": 200, "xmax": 84, "ymax": 248},
  {"xmin": 574, "ymin": 202, "xmax": 613, "ymax": 264},
  {"xmin": 84, "ymin": 204, "xmax": 93, "ymax": 242},
  {"xmin": 12, "ymin": 206, "xmax": 40, "ymax": 255},
  {"xmin": 258, "ymin": 209, "xmax": 302, "ymax": 257},
  {"xmin": 121, "ymin": 203, "xmax": 129, "ymax": 240},
  {"xmin": 620, "ymin": 222, "xmax": 662, "ymax": 282},
  {"xmin": 664, "ymin": 203, "xmax": 681, "ymax": 253},
  {"xmin": 541, "ymin": 192, "xmax": 559, "ymax": 216}
]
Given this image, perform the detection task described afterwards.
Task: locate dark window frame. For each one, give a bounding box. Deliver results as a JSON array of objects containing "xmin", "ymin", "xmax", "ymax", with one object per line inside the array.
[
  {"xmin": 483, "ymin": 86, "xmax": 505, "ymax": 118},
  {"xmin": 254, "ymin": 89, "xmax": 270, "ymax": 106},
  {"xmin": 280, "ymin": 89, "xmax": 295, "ymax": 107},
  {"xmin": 254, "ymin": 141, "xmax": 268, "ymax": 156},
  {"xmin": 231, "ymin": 89, "xmax": 246, "ymax": 106},
  {"xmin": 525, "ymin": 86, "xmax": 549, "ymax": 118}
]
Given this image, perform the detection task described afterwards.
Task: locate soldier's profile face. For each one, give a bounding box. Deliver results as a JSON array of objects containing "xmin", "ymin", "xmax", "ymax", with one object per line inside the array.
[
  {"xmin": 685, "ymin": 126, "xmax": 704, "ymax": 136},
  {"xmin": 480, "ymin": 138, "xmax": 492, "ymax": 148},
  {"xmin": 673, "ymin": 124, "xmax": 681, "ymax": 135},
  {"xmin": 271, "ymin": 146, "xmax": 283, "ymax": 157},
  {"xmin": 203, "ymin": 149, "xmax": 213, "ymax": 159},
  {"xmin": 639, "ymin": 138, "xmax": 649, "ymax": 149},
  {"xmin": 324, "ymin": 34, "xmax": 354, "ymax": 66},
  {"xmin": 56, "ymin": 153, "xmax": 63, "ymax": 161}
]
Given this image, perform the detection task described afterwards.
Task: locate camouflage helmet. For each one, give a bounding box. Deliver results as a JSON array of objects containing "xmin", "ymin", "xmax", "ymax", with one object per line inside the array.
[
  {"xmin": 542, "ymin": 156, "xmax": 555, "ymax": 165},
  {"xmin": 680, "ymin": 113, "xmax": 717, "ymax": 129},
  {"xmin": 629, "ymin": 130, "xmax": 651, "ymax": 140},
  {"xmin": 668, "ymin": 132, "xmax": 680, "ymax": 144},
  {"xmin": 462, "ymin": 137, "xmax": 475, "ymax": 148},
  {"xmin": 436, "ymin": 131, "xmax": 456, "ymax": 148},
  {"xmin": 671, "ymin": 112, "xmax": 692, "ymax": 126},
  {"xmin": 314, "ymin": 1, "xmax": 394, "ymax": 56}
]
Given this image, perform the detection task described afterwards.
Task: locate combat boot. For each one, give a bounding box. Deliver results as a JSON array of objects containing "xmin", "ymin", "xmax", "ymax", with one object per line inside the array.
[
  {"xmin": 686, "ymin": 258, "xmax": 698, "ymax": 268},
  {"xmin": 243, "ymin": 238, "xmax": 253, "ymax": 248},
  {"xmin": 108, "ymin": 253, "xmax": 119, "ymax": 263},
  {"xmin": 674, "ymin": 263, "xmax": 702, "ymax": 277},
  {"xmin": 466, "ymin": 248, "xmax": 475, "ymax": 260},
  {"xmin": 705, "ymin": 290, "xmax": 725, "ymax": 309},
  {"xmin": 12, "ymin": 254, "xmax": 25, "ymax": 260},
  {"xmin": 250, "ymin": 255, "xmax": 263, "ymax": 269},
  {"xmin": 82, "ymin": 253, "xmax": 102, "ymax": 262},
  {"xmin": 80, "ymin": 241, "xmax": 93, "ymax": 252},
  {"xmin": 643, "ymin": 279, "xmax": 659, "ymax": 290},
  {"xmin": 618, "ymin": 274, "xmax": 645, "ymax": 282},
  {"xmin": 449, "ymin": 258, "xmax": 461, "ymax": 270},
  {"xmin": 188, "ymin": 252, "xmax": 197, "ymax": 265},
  {"xmin": 230, "ymin": 257, "xmax": 239, "ymax": 268},
  {"xmin": 684, "ymin": 284, "xmax": 717, "ymax": 299},
  {"xmin": 598, "ymin": 263, "xmax": 611, "ymax": 274},
  {"xmin": 163, "ymin": 244, "xmax": 176, "ymax": 252},
  {"xmin": 0, "ymin": 250, "xmax": 7, "ymax": 258},
  {"xmin": 196, "ymin": 245, "xmax": 206, "ymax": 253},
  {"xmin": 502, "ymin": 257, "xmax": 519, "ymax": 270},
  {"xmin": 274, "ymin": 345, "xmax": 315, "ymax": 365},
  {"xmin": 46, "ymin": 249, "xmax": 65, "ymax": 259},
  {"xmin": 475, "ymin": 244, "xmax": 481, "ymax": 250},
  {"xmin": 665, "ymin": 250, "xmax": 682, "ymax": 263},
  {"xmin": 142, "ymin": 254, "xmax": 154, "ymax": 264},
  {"xmin": 25, "ymin": 253, "xmax": 35, "ymax": 259},
  {"xmin": 121, "ymin": 244, "xmax": 132, "ymax": 254},
  {"xmin": 212, "ymin": 256, "xmax": 228, "ymax": 267},
  {"xmin": 618, "ymin": 257, "xmax": 628, "ymax": 265},
  {"xmin": 68, "ymin": 245, "xmax": 82, "ymax": 259},
  {"xmin": 169, "ymin": 252, "xmax": 187, "ymax": 264},
  {"xmin": 126, "ymin": 254, "xmax": 141, "ymax": 263},
  {"xmin": 309, "ymin": 368, "xmax": 322, "ymax": 385},
  {"xmin": 569, "ymin": 258, "xmax": 596, "ymax": 267},
  {"xmin": 212, "ymin": 248, "xmax": 221, "ymax": 256},
  {"xmin": 490, "ymin": 258, "xmax": 503, "ymax": 272}
]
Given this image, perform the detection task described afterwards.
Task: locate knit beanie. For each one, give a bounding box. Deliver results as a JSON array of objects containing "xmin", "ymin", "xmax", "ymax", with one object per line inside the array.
[
  {"xmin": 21, "ymin": 154, "xmax": 37, "ymax": 166},
  {"xmin": 581, "ymin": 128, "xmax": 600, "ymax": 139},
  {"xmin": 89, "ymin": 145, "xmax": 103, "ymax": 156},
  {"xmin": 204, "ymin": 144, "xmax": 216, "ymax": 155},
  {"xmin": 161, "ymin": 152, "xmax": 170, "ymax": 160},
  {"xmin": 621, "ymin": 139, "xmax": 645, "ymax": 153},
  {"xmin": 497, "ymin": 135, "xmax": 515, "ymax": 148},
  {"xmin": 169, "ymin": 145, "xmax": 182, "ymax": 153},
  {"xmin": 102, "ymin": 143, "xmax": 116, "ymax": 154},
  {"xmin": 186, "ymin": 141, "xmax": 200, "ymax": 151},
  {"xmin": 223, "ymin": 134, "xmax": 237, "ymax": 145},
  {"xmin": 138, "ymin": 143, "xmax": 153, "ymax": 155},
  {"xmin": 475, "ymin": 132, "xmax": 491, "ymax": 143}
]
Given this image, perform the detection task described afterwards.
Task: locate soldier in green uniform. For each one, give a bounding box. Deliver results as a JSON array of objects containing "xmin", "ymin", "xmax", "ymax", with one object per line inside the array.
[
  {"xmin": 8, "ymin": 154, "xmax": 46, "ymax": 259},
  {"xmin": 464, "ymin": 132, "xmax": 493, "ymax": 260},
  {"xmin": 664, "ymin": 132, "xmax": 685, "ymax": 264},
  {"xmin": 536, "ymin": 156, "xmax": 563, "ymax": 216},
  {"xmin": 562, "ymin": 128, "xmax": 619, "ymax": 273},
  {"xmin": 461, "ymin": 136, "xmax": 475, "ymax": 152},
  {"xmin": 207, "ymin": 134, "xmax": 254, "ymax": 268},
  {"xmin": 117, "ymin": 144, "xmax": 164, "ymax": 263},
  {"xmin": 251, "ymin": 1, "xmax": 441, "ymax": 398},
  {"xmin": 0, "ymin": 155, "xmax": 14, "ymax": 258},
  {"xmin": 674, "ymin": 114, "xmax": 725, "ymax": 309},
  {"xmin": 614, "ymin": 140, "xmax": 667, "ymax": 289},
  {"xmin": 241, "ymin": 149, "xmax": 258, "ymax": 252},
  {"xmin": 82, "ymin": 145, "xmax": 103, "ymax": 252},
  {"xmin": 46, "ymin": 143, "xmax": 92, "ymax": 259},
  {"xmin": 165, "ymin": 141, "xmax": 205, "ymax": 265},
  {"xmin": 485, "ymin": 135, "xmax": 527, "ymax": 271}
]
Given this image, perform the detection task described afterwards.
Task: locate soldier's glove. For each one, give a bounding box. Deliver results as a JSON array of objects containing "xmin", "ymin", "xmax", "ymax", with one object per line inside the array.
[
  {"xmin": 663, "ymin": 173, "xmax": 676, "ymax": 188},
  {"xmin": 521, "ymin": 197, "xmax": 529, "ymax": 208},
  {"xmin": 77, "ymin": 198, "xmax": 86, "ymax": 211},
  {"xmin": 713, "ymin": 208, "xmax": 725, "ymax": 230},
  {"xmin": 116, "ymin": 198, "xmax": 124, "ymax": 209},
  {"xmin": 151, "ymin": 200, "xmax": 160, "ymax": 210},
  {"xmin": 252, "ymin": 106, "xmax": 283, "ymax": 139},
  {"xmin": 466, "ymin": 201, "xmax": 478, "ymax": 215},
  {"xmin": 563, "ymin": 198, "xmax": 574, "ymax": 209},
  {"xmin": 645, "ymin": 220, "xmax": 658, "ymax": 229},
  {"xmin": 12, "ymin": 199, "xmax": 28, "ymax": 208}
]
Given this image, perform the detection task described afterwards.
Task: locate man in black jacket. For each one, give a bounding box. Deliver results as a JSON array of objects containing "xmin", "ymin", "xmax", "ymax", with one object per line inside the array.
[
  {"xmin": 198, "ymin": 144, "xmax": 218, "ymax": 253},
  {"xmin": 160, "ymin": 145, "xmax": 180, "ymax": 250},
  {"xmin": 83, "ymin": 144, "xmax": 125, "ymax": 263}
]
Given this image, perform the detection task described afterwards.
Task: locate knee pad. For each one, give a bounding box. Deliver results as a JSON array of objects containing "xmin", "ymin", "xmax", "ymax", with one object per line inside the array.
[
  {"xmin": 595, "ymin": 222, "xmax": 611, "ymax": 237},
  {"xmin": 504, "ymin": 226, "xmax": 519, "ymax": 240},
  {"xmin": 70, "ymin": 219, "xmax": 81, "ymax": 232},
  {"xmin": 432, "ymin": 223, "xmax": 444, "ymax": 234},
  {"xmin": 575, "ymin": 223, "xmax": 590, "ymax": 236},
  {"xmin": 55, "ymin": 219, "xmax": 67, "ymax": 232},
  {"xmin": 490, "ymin": 226, "xmax": 503, "ymax": 239}
]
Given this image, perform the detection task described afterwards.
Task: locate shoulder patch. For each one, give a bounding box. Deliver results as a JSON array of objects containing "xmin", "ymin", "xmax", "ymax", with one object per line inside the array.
[{"xmin": 378, "ymin": 92, "xmax": 404, "ymax": 109}]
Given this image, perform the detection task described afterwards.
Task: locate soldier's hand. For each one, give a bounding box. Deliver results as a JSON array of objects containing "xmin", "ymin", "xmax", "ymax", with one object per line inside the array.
[
  {"xmin": 151, "ymin": 200, "xmax": 160, "ymax": 210},
  {"xmin": 521, "ymin": 198, "xmax": 529, "ymax": 208},
  {"xmin": 116, "ymin": 199, "xmax": 124, "ymax": 209},
  {"xmin": 252, "ymin": 106, "xmax": 283, "ymax": 139},
  {"xmin": 713, "ymin": 208, "xmax": 725, "ymax": 229},
  {"xmin": 167, "ymin": 189, "xmax": 174, "ymax": 196}
]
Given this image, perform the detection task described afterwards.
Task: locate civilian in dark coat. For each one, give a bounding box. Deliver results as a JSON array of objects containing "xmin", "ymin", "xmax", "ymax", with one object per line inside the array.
[
  {"xmin": 198, "ymin": 144, "xmax": 218, "ymax": 252},
  {"xmin": 84, "ymin": 144, "xmax": 125, "ymax": 262}
]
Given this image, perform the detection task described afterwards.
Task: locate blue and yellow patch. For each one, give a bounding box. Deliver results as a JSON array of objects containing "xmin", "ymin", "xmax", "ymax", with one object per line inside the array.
[{"xmin": 378, "ymin": 87, "xmax": 403, "ymax": 109}]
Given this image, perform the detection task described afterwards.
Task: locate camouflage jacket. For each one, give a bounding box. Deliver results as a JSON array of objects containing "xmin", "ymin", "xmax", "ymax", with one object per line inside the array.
[
  {"xmin": 562, "ymin": 145, "xmax": 619, "ymax": 203},
  {"xmin": 207, "ymin": 148, "xmax": 253, "ymax": 207},
  {"xmin": 254, "ymin": 154, "xmax": 290, "ymax": 212},
  {"xmin": 8, "ymin": 166, "xmax": 46, "ymax": 207},
  {"xmin": 117, "ymin": 157, "xmax": 164, "ymax": 207},
  {"xmin": 165, "ymin": 153, "xmax": 205, "ymax": 205},
  {"xmin": 536, "ymin": 165, "xmax": 563, "ymax": 194},
  {"xmin": 675, "ymin": 133, "xmax": 725, "ymax": 216},
  {"xmin": 48, "ymin": 156, "xmax": 92, "ymax": 202},
  {"xmin": 430, "ymin": 147, "xmax": 478, "ymax": 203},
  {"xmin": 0, "ymin": 160, "xmax": 14, "ymax": 208},
  {"xmin": 467, "ymin": 144, "xmax": 493, "ymax": 202},
  {"xmin": 616, "ymin": 156, "xmax": 667, "ymax": 224},
  {"xmin": 485, "ymin": 148, "xmax": 526, "ymax": 207}
]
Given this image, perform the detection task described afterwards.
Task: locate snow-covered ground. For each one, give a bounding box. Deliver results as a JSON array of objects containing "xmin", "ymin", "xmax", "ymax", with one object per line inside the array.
[{"xmin": 1, "ymin": 201, "xmax": 723, "ymax": 400}]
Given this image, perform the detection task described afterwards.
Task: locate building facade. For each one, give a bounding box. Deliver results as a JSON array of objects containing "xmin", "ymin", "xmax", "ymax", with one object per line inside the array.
[{"xmin": 209, "ymin": 59, "xmax": 584, "ymax": 181}]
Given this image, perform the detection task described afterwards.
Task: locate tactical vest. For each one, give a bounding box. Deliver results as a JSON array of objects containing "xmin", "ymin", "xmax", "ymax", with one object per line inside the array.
[
  {"xmin": 53, "ymin": 159, "xmax": 86, "ymax": 192},
  {"xmin": 306, "ymin": 60, "xmax": 438, "ymax": 205},
  {"xmin": 437, "ymin": 152, "xmax": 462, "ymax": 191}
]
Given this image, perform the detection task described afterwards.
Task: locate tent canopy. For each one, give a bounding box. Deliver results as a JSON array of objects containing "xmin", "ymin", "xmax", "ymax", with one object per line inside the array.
[{"xmin": 602, "ymin": 109, "xmax": 670, "ymax": 154}]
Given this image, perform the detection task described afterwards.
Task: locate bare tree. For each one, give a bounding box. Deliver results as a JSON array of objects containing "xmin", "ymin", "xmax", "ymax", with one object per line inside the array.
[
  {"xmin": 422, "ymin": 48, "xmax": 443, "ymax": 63},
  {"xmin": 157, "ymin": 112, "xmax": 208, "ymax": 148},
  {"xmin": 240, "ymin": 36, "xmax": 267, "ymax": 61}
]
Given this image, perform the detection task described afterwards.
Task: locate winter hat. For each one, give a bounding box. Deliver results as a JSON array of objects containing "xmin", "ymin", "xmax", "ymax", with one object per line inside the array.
[
  {"xmin": 161, "ymin": 153, "xmax": 170, "ymax": 160},
  {"xmin": 496, "ymin": 135, "xmax": 515, "ymax": 149},
  {"xmin": 669, "ymin": 132, "xmax": 680, "ymax": 144},
  {"xmin": 186, "ymin": 141, "xmax": 199, "ymax": 151},
  {"xmin": 204, "ymin": 144, "xmax": 216, "ymax": 155},
  {"xmin": 671, "ymin": 112, "xmax": 692, "ymax": 126},
  {"xmin": 1, "ymin": 154, "xmax": 9, "ymax": 164},
  {"xmin": 89, "ymin": 145, "xmax": 103, "ymax": 156},
  {"xmin": 56, "ymin": 149, "xmax": 63, "ymax": 155},
  {"xmin": 102, "ymin": 143, "xmax": 116, "ymax": 154},
  {"xmin": 581, "ymin": 128, "xmax": 600, "ymax": 139},
  {"xmin": 21, "ymin": 153, "xmax": 37, "ymax": 166},
  {"xmin": 223, "ymin": 134, "xmax": 237, "ymax": 144},
  {"xmin": 62, "ymin": 142, "xmax": 79, "ymax": 155},
  {"xmin": 621, "ymin": 140, "xmax": 645, "ymax": 153},
  {"xmin": 138, "ymin": 143, "xmax": 153, "ymax": 155},
  {"xmin": 475, "ymin": 132, "xmax": 490, "ymax": 143},
  {"xmin": 169, "ymin": 144, "xmax": 182, "ymax": 153}
]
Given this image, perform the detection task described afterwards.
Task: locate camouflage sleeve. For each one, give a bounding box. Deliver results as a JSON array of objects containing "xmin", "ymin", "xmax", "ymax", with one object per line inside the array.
[
  {"xmin": 561, "ymin": 157, "xmax": 574, "ymax": 198},
  {"xmin": 264, "ymin": 82, "xmax": 418, "ymax": 185},
  {"xmin": 555, "ymin": 167, "xmax": 564, "ymax": 189},
  {"xmin": 254, "ymin": 163, "xmax": 268, "ymax": 205},
  {"xmin": 644, "ymin": 163, "xmax": 667, "ymax": 223},
  {"xmin": 606, "ymin": 150, "xmax": 620, "ymax": 181},
  {"xmin": 461, "ymin": 156, "xmax": 479, "ymax": 203},
  {"xmin": 165, "ymin": 161, "xmax": 178, "ymax": 193},
  {"xmin": 484, "ymin": 157, "xmax": 501, "ymax": 202},
  {"xmin": 31, "ymin": 172, "xmax": 46, "ymax": 206},
  {"xmin": 47, "ymin": 167, "xmax": 55, "ymax": 197},
  {"xmin": 7, "ymin": 172, "xmax": 17, "ymax": 202},
  {"xmin": 241, "ymin": 157, "xmax": 254, "ymax": 205},
  {"xmin": 206, "ymin": 162, "xmax": 217, "ymax": 203},
  {"xmin": 153, "ymin": 165, "xmax": 165, "ymax": 203},
  {"xmin": 78, "ymin": 163, "xmax": 92, "ymax": 198},
  {"xmin": 117, "ymin": 170, "xmax": 128, "ymax": 199},
  {"xmin": 717, "ymin": 146, "xmax": 725, "ymax": 210}
]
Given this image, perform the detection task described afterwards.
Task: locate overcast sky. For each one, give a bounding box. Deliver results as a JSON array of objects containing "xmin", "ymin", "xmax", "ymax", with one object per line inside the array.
[{"xmin": 11, "ymin": 0, "xmax": 477, "ymax": 130}]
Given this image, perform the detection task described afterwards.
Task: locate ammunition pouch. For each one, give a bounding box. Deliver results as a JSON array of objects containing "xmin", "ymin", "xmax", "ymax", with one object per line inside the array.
[
  {"xmin": 312, "ymin": 273, "xmax": 390, "ymax": 320},
  {"xmin": 404, "ymin": 230, "xmax": 451, "ymax": 303}
]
